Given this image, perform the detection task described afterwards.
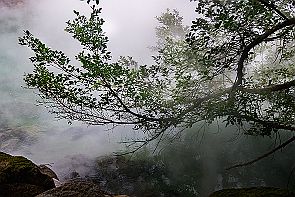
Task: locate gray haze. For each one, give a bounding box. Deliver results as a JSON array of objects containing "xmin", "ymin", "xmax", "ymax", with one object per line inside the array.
[{"xmin": 0, "ymin": 0, "xmax": 197, "ymax": 179}]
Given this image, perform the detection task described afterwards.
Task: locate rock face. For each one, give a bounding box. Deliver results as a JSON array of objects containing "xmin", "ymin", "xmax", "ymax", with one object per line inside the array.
[
  {"xmin": 0, "ymin": 152, "xmax": 55, "ymax": 197},
  {"xmin": 0, "ymin": 152, "xmax": 129, "ymax": 197},
  {"xmin": 209, "ymin": 187, "xmax": 295, "ymax": 197},
  {"xmin": 36, "ymin": 180, "xmax": 128, "ymax": 197}
]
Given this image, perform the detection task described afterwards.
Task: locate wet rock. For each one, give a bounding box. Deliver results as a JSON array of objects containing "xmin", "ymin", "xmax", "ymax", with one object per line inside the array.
[
  {"xmin": 0, "ymin": 152, "xmax": 55, "ymax": 196},
  {"xmin": 36, "ymin": 180, "xmax": 128, "ymax": 197},
  {"xmin": 209, "ymin": 187, "xmax": 295, "ymax": 197}
]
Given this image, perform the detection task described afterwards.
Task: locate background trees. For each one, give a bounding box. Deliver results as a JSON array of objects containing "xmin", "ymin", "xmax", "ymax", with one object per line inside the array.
[{"xmin": 19, "ymin": 0, "xmax": 295, "ymax": 158}]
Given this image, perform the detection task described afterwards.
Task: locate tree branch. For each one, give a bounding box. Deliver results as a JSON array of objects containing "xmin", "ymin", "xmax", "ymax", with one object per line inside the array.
[
  {"xmin": 227, "ymin": 135, "xmax": 295, "ymax": 170},
  {"xmin": 178, "ymin": 78, "xmax": 295, "ymax": 120},
  {"xmin": 234, "ymin": 17, "xmax": 295, "ymax": 88},
  {"xmin": 257, "ymin": 0, "xmax": 289, "ymax": 20},
  {"xmin": 239, "ymin": 79, "xmax": 295, "ymax": 93},
  {"xmin": 101, "ymin": 78, "xmax": 163, "ymax": 122},
  {"xmin": 264, "ymin": 26, "xmax": 293, "ymax": 41},
  {"xmin": 115, "ymin": 123, "xmax": 172, "ymax": 156}
]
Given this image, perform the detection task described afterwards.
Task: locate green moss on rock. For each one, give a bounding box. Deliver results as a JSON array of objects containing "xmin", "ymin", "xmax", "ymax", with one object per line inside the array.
[
  {"xmin": 0, "ymin": 152, "xmax": 55, "ymax": 191},
  {"xmin": 209, "ymin": 187, "xmax": 294, "ymax": 197}
]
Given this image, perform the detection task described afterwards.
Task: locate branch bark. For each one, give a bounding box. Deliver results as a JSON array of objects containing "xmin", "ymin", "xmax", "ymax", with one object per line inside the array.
[{"xmin": 234, "ymin": 17, "xmax": 295, "ymax": 88}]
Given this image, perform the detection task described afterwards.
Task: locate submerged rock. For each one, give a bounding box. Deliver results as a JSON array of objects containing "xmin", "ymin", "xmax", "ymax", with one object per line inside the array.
[
  {"xmin": 0, "ymin": 152, "xmax": 55, "ymax": 197},
  {"xmin": 209, "ymin": 187, "xmax": 295, "ymax": 197}
]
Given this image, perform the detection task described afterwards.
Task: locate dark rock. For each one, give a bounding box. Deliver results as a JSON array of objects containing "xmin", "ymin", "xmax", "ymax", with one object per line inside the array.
[
  {"xmin": 0, "ymin": 152, "xmax": 55, "ymax": 196},
  {"xmin": 39, "ymin": 164, "xmax": 59, "ymax": 180},
  {"xmin": 0, "ymin": 183, "xmax": 46, "ymax": 197},
  {"xmin": 209, "ymin": 187, "xmax": 295, "ymax": 197},
  {"xmin": 36, "ymin": 180, "xmax": 128, "ymax": 197}
]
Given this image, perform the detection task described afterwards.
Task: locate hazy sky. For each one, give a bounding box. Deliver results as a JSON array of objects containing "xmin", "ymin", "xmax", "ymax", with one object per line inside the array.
[
  {"xmin": 26, "ymin": 0, "xmax": 197, "ymax": 63},
  {"xmin": 99, "ymin": 0, "xmax": 197, "ymax": 63}
]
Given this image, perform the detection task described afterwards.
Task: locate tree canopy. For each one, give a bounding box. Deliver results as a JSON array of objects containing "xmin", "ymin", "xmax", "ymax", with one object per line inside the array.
[{"xmin": 19, "ymin": 0, "xmax": 295, "ymax": 160}]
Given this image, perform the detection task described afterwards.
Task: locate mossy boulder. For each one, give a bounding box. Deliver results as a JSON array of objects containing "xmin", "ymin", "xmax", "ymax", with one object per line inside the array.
[
  {"xmin": 0, "ymin": 152, "xmax": 55, "ymax": 196},
  {"xmin": 209, "ymin": 187, "xmax": 294, "ymax": 197}
]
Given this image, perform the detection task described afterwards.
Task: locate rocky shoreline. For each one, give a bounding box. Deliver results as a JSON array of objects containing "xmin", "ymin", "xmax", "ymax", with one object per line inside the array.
[{"xmin": 0, "ymin": 152, "xmax": 127, "ymax": 197}]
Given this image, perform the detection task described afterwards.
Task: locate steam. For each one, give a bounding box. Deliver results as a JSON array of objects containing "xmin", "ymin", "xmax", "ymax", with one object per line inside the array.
[
  {"xmin": 0, "ymin": 0, "xmax": 196, "ymax": 180},
  {"xmin": 2, "ymin": 1, "xmax": 293, "ymax": 196}
]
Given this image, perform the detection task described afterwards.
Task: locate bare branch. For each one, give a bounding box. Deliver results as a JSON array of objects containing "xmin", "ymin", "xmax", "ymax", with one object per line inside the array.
[
  {"xmin": 115, "ymin": 123, "xmax": 172, "ymax": 156},
  {"xmin": 227, "ymin": 135, "xmax": 295, "ymax": 170}
]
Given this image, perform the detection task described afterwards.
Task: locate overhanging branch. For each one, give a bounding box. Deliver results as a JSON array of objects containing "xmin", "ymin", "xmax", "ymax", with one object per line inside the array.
[{"xmin": 179, "ymin": 79, "xmax": 295, "ymax": 120}]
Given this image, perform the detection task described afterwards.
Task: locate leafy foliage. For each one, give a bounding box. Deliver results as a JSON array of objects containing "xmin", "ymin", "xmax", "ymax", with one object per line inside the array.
[{"xmin": 19, "ymin": 0, "xmax": 295, "ymax": 152}]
